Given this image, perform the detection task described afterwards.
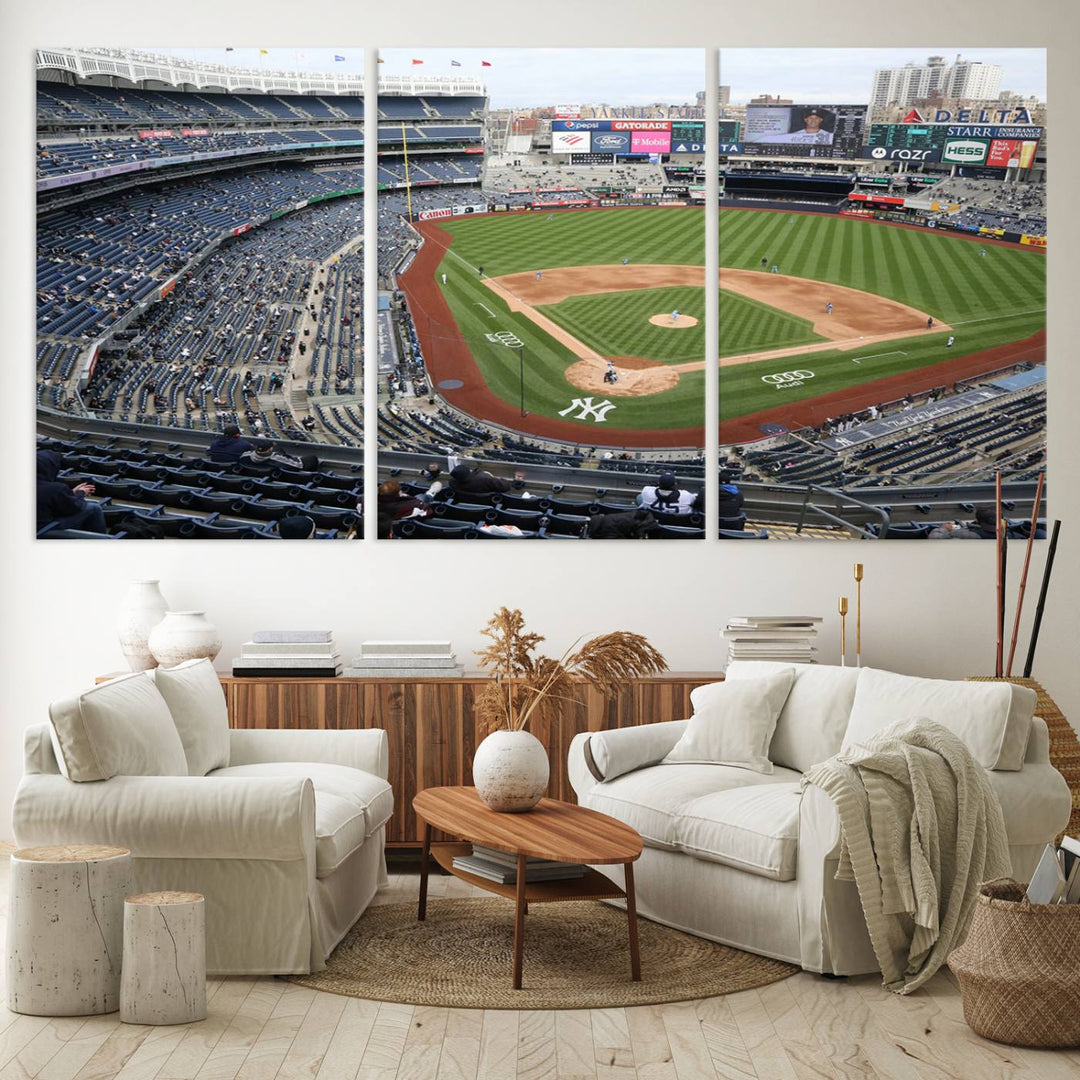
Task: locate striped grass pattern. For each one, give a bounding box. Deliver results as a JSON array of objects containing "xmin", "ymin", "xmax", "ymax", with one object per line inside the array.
[
  {"xmin": 428, "ymin": 208, "xmax": 1044, "ymax": 431},
  {"xmin": 540, "ymin": 286, "xmax": 706, "ymax": 364}
]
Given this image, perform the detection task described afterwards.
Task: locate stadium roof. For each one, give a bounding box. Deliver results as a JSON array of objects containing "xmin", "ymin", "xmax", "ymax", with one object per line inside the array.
[{"xmin": 37, "ymin": 46, "xmax": 485, "ymax": 97}]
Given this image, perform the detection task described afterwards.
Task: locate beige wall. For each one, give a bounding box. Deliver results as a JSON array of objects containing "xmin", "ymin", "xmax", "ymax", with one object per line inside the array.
[{"xmin": 3, "ymin": 2, "xmax": 1076, "ymax": 834}]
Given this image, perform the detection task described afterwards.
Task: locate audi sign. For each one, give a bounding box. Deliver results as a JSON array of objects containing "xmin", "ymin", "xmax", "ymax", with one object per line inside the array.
[{"xmin": 762, "ymin": 370, "xmax": 815, "ymax": 389}]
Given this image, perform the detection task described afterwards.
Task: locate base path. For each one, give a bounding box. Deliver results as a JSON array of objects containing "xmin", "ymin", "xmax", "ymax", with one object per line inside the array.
[
  {"xmin": 398, "ymin": 222, "xmax": 704, "ymax": 447},
  {"xmin": 721, "ymin": 330, "xmax": 1046, "ymax": 444}
]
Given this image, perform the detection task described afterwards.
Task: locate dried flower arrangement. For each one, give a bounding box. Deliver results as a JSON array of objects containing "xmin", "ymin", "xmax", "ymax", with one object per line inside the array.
[{"xmin": 475, "ymin": 607, "xmax": 667, "ymax": 734}]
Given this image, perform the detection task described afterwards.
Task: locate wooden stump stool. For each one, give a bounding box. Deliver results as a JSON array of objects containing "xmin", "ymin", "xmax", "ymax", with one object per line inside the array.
[
  {"xmin": 7, "ymin": 844, "xmax": 132, "ymax": 1015},
  {"xmin": 120, "ymin": 891, "xmax": 207, "ymax": 1026}
]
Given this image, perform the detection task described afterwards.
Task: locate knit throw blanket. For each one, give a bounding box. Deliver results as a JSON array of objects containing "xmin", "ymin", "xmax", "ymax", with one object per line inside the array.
[{"xmin": 802, "ymin": 718, "xmax": 1011, "ymax": 994}]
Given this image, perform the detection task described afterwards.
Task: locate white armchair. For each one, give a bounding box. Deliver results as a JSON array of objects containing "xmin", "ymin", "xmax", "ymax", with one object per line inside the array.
[{"xmin": 12, "ymin": 663, "xmax": 392, "ymax": 975}]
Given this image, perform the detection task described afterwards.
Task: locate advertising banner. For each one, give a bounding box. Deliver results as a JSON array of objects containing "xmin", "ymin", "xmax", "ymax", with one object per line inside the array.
[
  {"xmin": 570, "ymin": 152, "xmax": 616, "ymax": 165},
  {"xmin": 978, "ymin": 227, "xmax": 1006, "ymax": 236},
  {"xmin": 552, "ymin": 130, "xmax": 591, "ymax": 153},
  {"xmin": 159, "ymin": 278, "xmax": 176, "ymax": 298},
  {"xmin": 1019, "ymin": 140, "xmax": 1039, "ymax": 168},
  {"xmin": 138, "ymin": 129, "xmax": 173, "ymax": 139},
  {"xmin": 552, "ymin": 119, "xmax": 606, "ymax": 131},
  {"xmin": 232, "ymin": 223, "xmax": 252, "ymax": 236},
  {"xmin": 451, "ymin": 204, "xmax": 488, "ymax": 216},
  {"xmin": 554, "ymin": 104, "xmax": 581, "ymax": 118},
  {"xmin": 1020, "ymin": 234, "xmax": 1047, "ymax": 247},
  {"xmin": 418, "ymin": 207, "xmax": 453, "ymax": 220},
  {"xmin": 631, "ymin": 130, "xmax": 671, "ymax": 154},
  {"xmin": 930, "ymin": 201, "xmax": 961, "ymax": 212},
  {"xmin": 612, "ymin": 120, "xmax": 670, "ymax": 131},
  {"xmin": 180, "ymin": 128, "xmax": 210, "ymax": 136},
  {"xmin": 861, "ymin": 145, "xmax": 942, "ymax": 162},
  {"xmin": 987, "ymin": 139, "xmax": 1020, "ymax": 168},
  {"xmin": 941, "ymin": 138, "xmax": 989, "ymax": 165},
  {"xmin": 590, "ymin": 132, "xmax": 631, "ymax": 153}
]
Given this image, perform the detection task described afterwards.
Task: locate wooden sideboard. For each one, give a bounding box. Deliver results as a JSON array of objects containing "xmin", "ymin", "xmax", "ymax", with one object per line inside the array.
[{"xmin": 220, "ymin": 672, "xmax": 721, "ymax": 848}]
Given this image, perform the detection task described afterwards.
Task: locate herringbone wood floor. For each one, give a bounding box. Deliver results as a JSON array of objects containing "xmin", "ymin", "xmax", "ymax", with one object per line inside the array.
[{"xmin": 1, "ymin": 852, "xmax": 1078, "ymax": 1080}]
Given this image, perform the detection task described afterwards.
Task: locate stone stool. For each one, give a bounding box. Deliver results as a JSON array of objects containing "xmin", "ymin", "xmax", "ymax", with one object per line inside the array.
[
  {"xmin": 120, "ymin": 891, "xmax": 207, "ymax": 1025},
  {"xmin": 7, "ymin": 844, "xmax": 132, "ymax": 1015}
]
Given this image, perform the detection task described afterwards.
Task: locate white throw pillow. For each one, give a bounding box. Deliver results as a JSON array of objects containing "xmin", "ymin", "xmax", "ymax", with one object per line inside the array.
[
  {"xmin": 663, "ymin": 671, "xmax": 795, "ymax": 774},
  {"xmin": 724, "ymin": 661, "xmax": 860, "ymax": 772},
  {"xmin": 150, "ymin": 658, "xmax": 230, "ymax": 775},
  {"xmin": 842, "ymin": 668, "xmax": 1036, "ymax": 771},
  {"xmin": 49, "ymin": 672, "xmax": 188, "ymax": 782}
]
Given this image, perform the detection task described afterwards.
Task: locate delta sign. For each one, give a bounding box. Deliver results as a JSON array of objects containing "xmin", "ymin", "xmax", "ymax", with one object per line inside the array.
[{"xmin": 901, "ymin": 106, "xmax": 1035, "ymax": 124}]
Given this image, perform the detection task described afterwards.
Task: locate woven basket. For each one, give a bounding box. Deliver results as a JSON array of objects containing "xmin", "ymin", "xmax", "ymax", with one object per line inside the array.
[{"xmin": 949, "ymin": 879, "xmax": 1080, "ymax": 1047}]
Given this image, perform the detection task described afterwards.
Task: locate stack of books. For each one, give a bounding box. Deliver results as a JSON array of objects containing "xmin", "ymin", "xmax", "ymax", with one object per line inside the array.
[
  {"xmin": 452, "ymin": 844, "xmax": 587, "ymax": 885},
  {"xmin": 723, "ymin": 616, "xmax": 822, "ymax": 665},
  {"xmin": 344, "ymin": 641, "xmax": 464, "ymax": 679},
  {"xmin": 232, "ymin": 631, "xmax": 341, "ymax": 677},
  {"xmin": 1027, "ymin": 836, "xmax": 1080, "ymax": 904}
]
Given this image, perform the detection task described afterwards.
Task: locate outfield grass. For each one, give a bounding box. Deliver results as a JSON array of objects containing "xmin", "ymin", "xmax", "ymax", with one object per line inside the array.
[
  {"xmin": 426, "ymin": 207, "xmax": 1045, "ymax": 433},
  {"xmin": 716, "ymin": 208, "xmax": 1046, "ymax": 418}
]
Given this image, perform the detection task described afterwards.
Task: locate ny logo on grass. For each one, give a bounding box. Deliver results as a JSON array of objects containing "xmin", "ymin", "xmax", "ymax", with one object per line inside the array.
[{"xmin": 558, "ymin": 397, "xmax": 616, "ymax": 423}]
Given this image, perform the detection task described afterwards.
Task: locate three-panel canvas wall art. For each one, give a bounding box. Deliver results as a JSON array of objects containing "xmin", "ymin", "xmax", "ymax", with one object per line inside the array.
[{"xmin": 35, "ymin": 46, "xmax": 1047, "ymax": 540}]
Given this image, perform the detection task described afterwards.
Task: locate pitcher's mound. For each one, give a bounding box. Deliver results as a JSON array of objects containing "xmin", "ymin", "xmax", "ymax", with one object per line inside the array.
[{"xmin": 649, "ymin": 314, "xmax": 698, "ymax": 329}]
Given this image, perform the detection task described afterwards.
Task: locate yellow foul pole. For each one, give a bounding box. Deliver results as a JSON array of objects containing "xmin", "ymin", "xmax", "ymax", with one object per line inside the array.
[{"xmin": 401, "ymin": 121, "xmax": 413, "ymax": 223}]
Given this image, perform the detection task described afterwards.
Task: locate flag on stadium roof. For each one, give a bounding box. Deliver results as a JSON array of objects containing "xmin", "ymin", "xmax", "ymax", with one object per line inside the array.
[
  {"xmin": 225, "ymin": 47, "xmax": 234, "ymax": 52},
  {"xmin": 377, "ymin": 57, "xmax": 385, "ymax": 63},
  {"xmin": 412, "ymin": 58, "xmax": 423, "ymax": 65},
  {"xmin": 334, "ymin": 55, "xmax": 345, "ymax": 62},
  {"xmin": 481, "ymin": 60, "xmax": 492, "ymax": 67},
  {"xmin": 451, "ymin": 60, "xmax": 461, "ymax": 67},
  {"xmin": 259, "ymin": 49, "xmax": 268, "ymax": 55}
]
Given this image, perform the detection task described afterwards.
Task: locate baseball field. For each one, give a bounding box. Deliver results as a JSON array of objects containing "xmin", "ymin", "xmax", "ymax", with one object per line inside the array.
[{"xmin": 399, "ymin": 206, "xmax": 1046, "ymax": 447}]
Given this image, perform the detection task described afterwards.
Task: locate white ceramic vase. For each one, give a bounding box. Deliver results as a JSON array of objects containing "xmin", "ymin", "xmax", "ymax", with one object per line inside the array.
[
  {"xmin": 472, "ymin": 729, "xmax": 550, "ymax": 812},
  {"xmin": 116, "ymin": 580, "xmax": 169, "ymax": 672},
  {"xmin": 148, "ymin": 611, "xmax": 222, "ymax": 669}
]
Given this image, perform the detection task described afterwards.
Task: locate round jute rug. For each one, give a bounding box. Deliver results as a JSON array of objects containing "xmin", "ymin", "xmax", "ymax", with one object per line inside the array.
[{"xmin": 287, "ymin": 898, "xmax": 797, "ymax": 1009}]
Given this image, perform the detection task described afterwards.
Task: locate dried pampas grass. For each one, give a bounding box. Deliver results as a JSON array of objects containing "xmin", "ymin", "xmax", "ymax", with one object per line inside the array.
[{"xmin": 475, "ymin": 607, "xmax": 666, "ymax": 734}]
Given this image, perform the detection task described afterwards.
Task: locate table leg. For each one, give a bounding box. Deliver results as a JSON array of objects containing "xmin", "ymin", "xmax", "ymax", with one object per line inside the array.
[
  {"xmin": 417, "ymin": 822, "xmax": 432, "ymax": 922},
  {"xmin": 625, "ymin": 861, "xmax": 641, "ymax": 981},
  {"xmin": 512, "ymin": 852, "xmax": 527, "ymax": 990}
]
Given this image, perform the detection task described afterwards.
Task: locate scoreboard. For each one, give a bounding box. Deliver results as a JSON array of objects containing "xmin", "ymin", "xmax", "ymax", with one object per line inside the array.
[
  {"xmin": 741, "ymin": 104, "xmax": 867, "ymax": 159},
  {"xmin": 866, "ymin": 125, "xmax": 941, "ymax": 151}
]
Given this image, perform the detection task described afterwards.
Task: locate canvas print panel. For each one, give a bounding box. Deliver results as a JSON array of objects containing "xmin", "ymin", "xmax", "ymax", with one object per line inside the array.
[
  {"xmin": 36, "ymin": 46, "xmax": 365, "ymax": 539},
  {"xmin": 717, "ymin": 49, "xmax": 1046, "ymax": 540},
  {"xmin": 375, "ymin": 48, "xmax": 706, "ymax": 540}
]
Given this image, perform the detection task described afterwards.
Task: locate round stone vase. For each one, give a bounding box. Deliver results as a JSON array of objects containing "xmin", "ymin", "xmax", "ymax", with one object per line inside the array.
[
  {"xmin": 116, "ymin": 580, "xmax": 169, "ymax": 672},
  {"xmin": 472, "ymin": 729, "xmax": 550, "ymax": 812},
  {"xmin": 148, "ymin": 611, "xmax": 222, "ymax": 670}
]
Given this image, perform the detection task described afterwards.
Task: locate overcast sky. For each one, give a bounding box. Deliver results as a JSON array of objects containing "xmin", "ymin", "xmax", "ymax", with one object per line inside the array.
[
  {"xmin": 721, "ymin": 48, "xmax": 1046, "ymax": 103},
  {"xmin": 144, "ymin": 46, "xmax": 1044, "ymax": 107},
  {"xmin": 378, "ymin": 49, "xmax": 704, "ymax": 108}
]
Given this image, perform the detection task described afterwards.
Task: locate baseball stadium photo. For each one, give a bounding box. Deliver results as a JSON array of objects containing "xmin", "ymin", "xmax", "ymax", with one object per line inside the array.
[
  {"xmin": 378, "ymin": 47, "xmax": 708, "ymax": 540},
  {"xmin": 36, "ymin": 46, "xmax": 369, "ymax": 539},
  {"xmin": 713, "ymin": 48, "xmax": 1047, "ymax": 540}
]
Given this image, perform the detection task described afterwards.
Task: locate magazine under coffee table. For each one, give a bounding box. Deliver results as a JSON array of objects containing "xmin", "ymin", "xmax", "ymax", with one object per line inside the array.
[{"xmin": 413, "ymin": 786, "xmax": 644, "ymax": 990}]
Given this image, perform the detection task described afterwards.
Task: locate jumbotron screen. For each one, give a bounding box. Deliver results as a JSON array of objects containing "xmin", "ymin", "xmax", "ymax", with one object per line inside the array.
[{"xmin": 742, "ymin": 104, "xmax": 867, "ymax": 158}]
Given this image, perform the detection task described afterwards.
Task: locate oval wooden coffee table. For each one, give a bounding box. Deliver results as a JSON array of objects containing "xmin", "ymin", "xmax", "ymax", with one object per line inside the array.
[{"xmin": 413, "ymin": 786, "xmax": 643, "ymax": 990}]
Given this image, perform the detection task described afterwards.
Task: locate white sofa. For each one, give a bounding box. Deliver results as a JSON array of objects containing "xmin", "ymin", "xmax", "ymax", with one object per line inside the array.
[
  {"xmin": 12, "ymin": 660, "xmax": 392, "ymax": 975},
  {"xmin": 568, "ymin": 663, "xmax": 1072, "ymax": 976}
]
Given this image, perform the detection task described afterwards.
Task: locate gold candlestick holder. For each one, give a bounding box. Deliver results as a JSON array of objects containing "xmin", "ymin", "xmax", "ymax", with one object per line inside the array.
[
  {"xmin": 838, "ymin": 596, "xmax": 849, "ymax": 667},
  {"xmin": 854, "ymin": 563, "xmax": 864, "ymax": 668}
]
